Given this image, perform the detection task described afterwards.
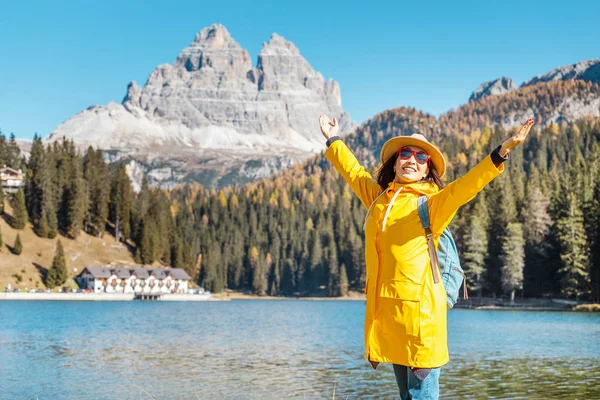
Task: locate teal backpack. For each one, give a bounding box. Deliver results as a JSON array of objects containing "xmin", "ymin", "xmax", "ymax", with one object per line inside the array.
[{"xmin": 417, "ymin": 196, "xmax": 467, "ymax": 309}]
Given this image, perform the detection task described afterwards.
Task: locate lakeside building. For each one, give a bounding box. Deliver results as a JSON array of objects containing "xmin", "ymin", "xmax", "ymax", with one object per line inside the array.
[
  {"xmin": 77, "ymin": 266, "xmax": 191, "ymax": 294},
  {"xmin": 0, "ymin": 166, "xmax": 24, "ymax": 193}
]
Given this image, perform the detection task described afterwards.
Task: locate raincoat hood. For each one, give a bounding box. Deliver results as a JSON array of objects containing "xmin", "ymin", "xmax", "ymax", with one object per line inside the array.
[{"xmin": 386, "ymin": 181, "xmax": 440, "ymax": 196}]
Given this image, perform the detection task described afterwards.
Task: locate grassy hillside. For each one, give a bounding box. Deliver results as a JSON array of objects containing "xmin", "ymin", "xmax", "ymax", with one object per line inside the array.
[{"xmin": 0, "ymin": 201, "xmax": 137, "ymax": 291}]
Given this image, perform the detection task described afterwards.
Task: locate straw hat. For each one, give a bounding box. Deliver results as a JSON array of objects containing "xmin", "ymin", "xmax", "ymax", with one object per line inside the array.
[{"xmin": 380, "ymin": 133, "xmax": 447, "ymax": 178}]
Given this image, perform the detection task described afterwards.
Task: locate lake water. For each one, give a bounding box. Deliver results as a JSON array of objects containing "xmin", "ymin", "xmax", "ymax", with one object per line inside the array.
[{"xmin": 1, "ymin": 300, "xmax": 599, "ymax": 399}]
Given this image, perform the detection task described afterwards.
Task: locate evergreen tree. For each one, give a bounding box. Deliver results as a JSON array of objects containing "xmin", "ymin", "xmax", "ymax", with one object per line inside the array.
[
  {"xmin": 64, "ymin": 154, "xmax": 84, "ymax": 238},
  {"xmin": 308, "ymin": 230, "xmax": 322, "ymax": 293},
  {"xmin": 36, "ymin": 209, "xmax": 48, "ymax": 238},
  {"xmin": 0, "ymin": 186, "xmax": 5, "ymax": 214},
  {"xmin": 522, "ymin": 183, "xmax": 553, "ymax": 296},
  {"xmin": 25, "ymin": 134, "xmax": 46, "ymax": 234},
  {"xmin": 43, "ymin": 146, "xmax": 59, "ymax": 238},
  {"xmin": 500, "ymin": 223, "xmax": 525, "ymax": 302},
  {"xmin": 12, "ymin": 233, "xmax": 22, "ymax": 255},
  {"xmin": 589, "ymin": 177, "xmax": 600, "ymax": 302},
  {"xmin": 83, "ymin": 148, "xmax": 109, "ymax": 236},
  {"xmin": 46, "ymin": 240, "xmax": 68, "ymax": 288},
  {"xmin": 462, "ymin": 215, "xmax": 487, "ymax": 297},
  {"xmin": 170, "ymin": 234, "xmax": 184, "ymax": 270},
  {"xmin": 201, "ymin": 242, "xmax": 221, "ymax": 292},
  {"xmin": 554, "ymin": 190, "xmax": 590, "ymax": 299},
  {"xmin": 11, "ymin": 188, "xmax": 28, "ymax": 229},
  {"xmin": 109, "ymin": 163, "xmax": 132, "ymax": 243},
  {"xmin": 137, "ymin": 218, "xmax": 157, "ymax": 264},
  {"xmin": 486, "ymin": 175, "xmax": 517, "ymax": 295},
  {"xmin": 327, "ymin": 239, "xmax": 339, "ymax": 296},
  {"xmin": 45, "ymin": 198, "xmax": 58, "ymax": 239}
]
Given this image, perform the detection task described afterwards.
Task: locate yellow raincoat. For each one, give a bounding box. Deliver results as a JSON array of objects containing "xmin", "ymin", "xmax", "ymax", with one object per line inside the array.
[{"xmin": 325, "ymin": 140, "xmax": 504, "ymax": 368}]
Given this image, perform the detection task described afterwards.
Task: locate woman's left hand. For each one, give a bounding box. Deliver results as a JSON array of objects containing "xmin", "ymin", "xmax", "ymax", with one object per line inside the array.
[
  {"xmin": 319, "ymin": 114, "xmax": 338, "ymax": 140},
  {"xmin": 499, "ymin": 118, "xmax": 534, "ymax": 156}
]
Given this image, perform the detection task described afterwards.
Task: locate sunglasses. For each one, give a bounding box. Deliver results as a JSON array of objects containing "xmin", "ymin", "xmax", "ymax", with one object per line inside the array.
[{"xmin": 396, "ymin": 147, "xmax": 430, "ymax": 165}]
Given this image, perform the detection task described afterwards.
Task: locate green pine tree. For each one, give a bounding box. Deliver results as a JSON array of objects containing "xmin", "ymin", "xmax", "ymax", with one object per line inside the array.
[
  {"xmin": 109, "ymin": 163, "xmax": 132, "ymax": 243},
  {"xmin": 26, "ymin": 134, "xmax": 46, "ymax": 234},
  {"xmin": 36, "ymin": 209, "xmax": 49, "ymax": 238},
  {"xmin": 45, "ymin": 198, "xmax": 58, "ymax": 239},
  {"xmin": 555, "ymin": 190, "xmax": 590, "ymax": 299},
  {"xmin": 500, "ymin": 222, "xmax": 525, "ymax": 302},
  {"xmin": 589, "ymin": 175, "xmax": 600, "ymax": 302},
  {"xmin": 522, "ymin": 183, "xmax": 553, "ymax": 297},
  {"xmin": 327, "ymin": 240, "xmax": 339, "ymax": 296},
  {"xmin": 7, "ymin": 133, "xmax": 22, "ymax": 169},
  {"xmin": 43, "ymin": 145, "xmax": 59, "ymax": 239},
  {"xmin": 46, "ymin": 240, "xmax": 68, "ymax": 288},
  {"xmin": 12, "ymin": 233, "xmax": 22, "ymax": 255},
  {"xmin": 0, "ymin": 185, "xmax": 5, "ymax": 214},
  {"xmin": 138, "ymin": 218, "xmax": 156, "ymax": 264},
  {"xmin": 64, "ymin": 154, "xmax": 84, "ymax": 238},
  {"xmin": 83, "ymin": 148, "xmax": 109, "ymax": 236},
  {"xmin": 462, "ymin": 215, "xmax": 488, "ymax": 297},
  {"xmin": 11, "ymin": 188, "xmax": 28, "ymax": 229}
]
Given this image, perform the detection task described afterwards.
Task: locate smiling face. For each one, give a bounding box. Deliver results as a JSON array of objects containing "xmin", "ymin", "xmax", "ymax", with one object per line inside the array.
[{"xmin": 394, "ymin": 145, "xmax": 430, "ymax": 183}]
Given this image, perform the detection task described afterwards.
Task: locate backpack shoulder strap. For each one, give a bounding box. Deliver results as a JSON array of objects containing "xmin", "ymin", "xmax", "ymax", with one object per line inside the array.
[
  {"xmin": 417, "ymin": 196, "xmax": 430, "ymax": 229},
  {"xmin": 417, "ymin": 196, "xmax": 441, "ymax": 284}
]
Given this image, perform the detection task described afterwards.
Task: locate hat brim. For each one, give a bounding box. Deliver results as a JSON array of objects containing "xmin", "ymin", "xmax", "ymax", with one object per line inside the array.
[{"xmin": 380, "ymin": 136, "xmax": 447, "ymax": 178}]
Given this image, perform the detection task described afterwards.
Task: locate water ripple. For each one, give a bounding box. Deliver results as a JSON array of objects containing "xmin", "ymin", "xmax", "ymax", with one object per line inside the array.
[{"xmin": 0, "ymin": 301, "xmax": 598, "ymax": 399}]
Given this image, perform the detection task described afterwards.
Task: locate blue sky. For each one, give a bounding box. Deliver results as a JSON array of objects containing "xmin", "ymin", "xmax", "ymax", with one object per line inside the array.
[{"xmin": 1, "ymin": 0, "xmax": 599, "ymax": 140}]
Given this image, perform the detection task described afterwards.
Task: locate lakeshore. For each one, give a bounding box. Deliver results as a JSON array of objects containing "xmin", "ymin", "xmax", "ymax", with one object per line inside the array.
[
  {"xmin": 225, "ymin": 290, "xmax": 366, "ymax": 301},
  {"xmin": 2, "ymin": 290, "xmax": 598, "ymax": 311},
  {"xmin": 0, "ymin": 292, "xmax": 226, "ymax": 301},
  {"xmin": 225, "ymin": 292, "xmax": 600, "ymax": 312}
]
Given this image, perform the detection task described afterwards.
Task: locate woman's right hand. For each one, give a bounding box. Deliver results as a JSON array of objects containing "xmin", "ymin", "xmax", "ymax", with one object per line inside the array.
[{"xmin": 319, "ymin": 114, "xmax": 339, "ymax": 140}]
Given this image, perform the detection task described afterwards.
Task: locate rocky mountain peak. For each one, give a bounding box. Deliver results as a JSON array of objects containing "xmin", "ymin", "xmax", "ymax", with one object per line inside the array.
[
  {"xmin": 47, "ymin": 24, "xmax": 354, "ymax": 189},
  {"xmin": 192, "ymin": 24, "xmax": 233, "ymax": 48},
  {"xmin": 174, "ymin": 24, "xmax": 250, "ymax": 73},
  {"xmin": 521, "ymin": 58, "xmax": 600, "ymax": 87},
  {"xmin": 469, "ymin": 77, "xmax": 516, "ymax": 102},
  {"xmin": 260, "ymin": 33, "xmax": 301, "ymax": 56}
]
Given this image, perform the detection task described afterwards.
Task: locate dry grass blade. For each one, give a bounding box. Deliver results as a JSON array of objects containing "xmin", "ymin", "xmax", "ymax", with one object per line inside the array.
[{"xmin": 135, "ymin": 384, "xmax": 157, "ymax": 400}]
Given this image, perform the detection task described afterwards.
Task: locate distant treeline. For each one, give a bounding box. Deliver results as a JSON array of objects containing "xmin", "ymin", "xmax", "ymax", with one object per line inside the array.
[
  {"xmin": 2, "ymin": 92, "xmax": 600, "ymax": 301},
  {"xmin": 3, "ymin": 131, "xmax": 198, "ymax": 280},
  {"xmin": 171, "ymin": 117, "xmax": 600, "ymax": 301}
]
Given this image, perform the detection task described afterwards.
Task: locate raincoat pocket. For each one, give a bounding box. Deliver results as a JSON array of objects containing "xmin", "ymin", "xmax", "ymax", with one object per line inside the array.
[{"xmin": 379, "ymin": 280, "xmax": 421, "ymax": 337}]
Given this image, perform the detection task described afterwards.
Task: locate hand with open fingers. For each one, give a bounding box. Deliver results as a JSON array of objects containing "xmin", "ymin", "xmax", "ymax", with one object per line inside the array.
[
  {"xmin": 500, "ymin": 118, "xmax": 534, "ymax": 156},
  {"xmin": 319, "ymin": 114, "xmax": 339, "ymax": 140}
]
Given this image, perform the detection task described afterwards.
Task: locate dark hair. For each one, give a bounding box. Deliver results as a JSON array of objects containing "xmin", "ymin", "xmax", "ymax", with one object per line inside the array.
[{"xmin": 376, "ymin": 153, "xmax": 446, "ymax": 191}]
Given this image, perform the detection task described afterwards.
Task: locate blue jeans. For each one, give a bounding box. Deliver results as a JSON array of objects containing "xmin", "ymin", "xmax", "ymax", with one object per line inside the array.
[{"xmin": 393, "ymin": 365, "xmax": 441, "ymax": 400}]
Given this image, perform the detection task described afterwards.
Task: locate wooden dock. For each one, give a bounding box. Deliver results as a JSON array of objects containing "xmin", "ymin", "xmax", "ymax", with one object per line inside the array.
[{"xmin": 134, "ymin": 293, "xmax": 163, "ymax": 301}]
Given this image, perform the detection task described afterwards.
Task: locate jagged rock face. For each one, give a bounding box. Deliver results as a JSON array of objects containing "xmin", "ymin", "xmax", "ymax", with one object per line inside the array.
[
  {"xmin": 46, "ymin": 24, "xmax": 354, "ymax": 189},
  {"xmin": 521, "ymin": 58, "xmax": 600, "ymax": 87},
  {"xmin": 469, "ymin": 77, "xmax": 516, "ymax": 102}
]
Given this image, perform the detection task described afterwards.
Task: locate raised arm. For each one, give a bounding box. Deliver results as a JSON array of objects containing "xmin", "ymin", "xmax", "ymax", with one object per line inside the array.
[
  {"xmin": 320, "ymin": 115, "xmax": 381, "ymax": 209},
  {"xmin": 428, "ymin": 118, "xmax": 534, "ymax": 234}
]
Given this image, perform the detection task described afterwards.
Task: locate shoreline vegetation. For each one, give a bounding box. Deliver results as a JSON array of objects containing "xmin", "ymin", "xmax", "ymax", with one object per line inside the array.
[
  {"xmin": 222, "ymin": 292, "xmax": 600, "ymax": 311},
  {"xmin": 2, "ymin": 289, "xmax": 598, "ymax": 311}
]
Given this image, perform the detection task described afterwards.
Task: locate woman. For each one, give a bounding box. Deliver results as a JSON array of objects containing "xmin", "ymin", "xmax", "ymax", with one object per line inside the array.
[{"xmin": 319, "ymin": 114, "xmax": 534, "ymax": 399}]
